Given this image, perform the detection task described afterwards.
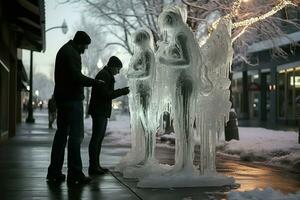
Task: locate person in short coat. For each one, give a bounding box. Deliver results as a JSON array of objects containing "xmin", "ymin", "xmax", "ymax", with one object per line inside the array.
[{"xmin": 88, "ymin": 56, "xmax": 129, "ymax": 175}]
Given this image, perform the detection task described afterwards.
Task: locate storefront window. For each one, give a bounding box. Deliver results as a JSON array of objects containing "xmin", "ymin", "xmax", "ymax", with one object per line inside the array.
[
  {"xmin": 277, "ymin": 66, "xmax": 300, "ymax": 121},
  {"xmin": 294, "ymin": 67, "xmax": 300, "ymax": 117},
  {"xmin": 232, "ymin": 72, "xmax": 242, "ymax": 116},
  {"xmin": 277, "ymin": 70, "xmax": 285, "ymax": 118},
  {"xmin": 248, "ymin": 70, "xmax": 260, "ymax": 119},
  {"xmin": 287, "ymin": 69, "xmax": 295, "ymax": 119}
]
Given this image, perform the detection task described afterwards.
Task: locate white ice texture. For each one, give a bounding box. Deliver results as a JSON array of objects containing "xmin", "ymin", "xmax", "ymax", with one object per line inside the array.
[
  {"xmin": 115, "ymin": 27, "xmax": 158, "ymax": 174},
  {"xmin": 116, "ymin": 4, "xmax": 234, "ymax": 188}
]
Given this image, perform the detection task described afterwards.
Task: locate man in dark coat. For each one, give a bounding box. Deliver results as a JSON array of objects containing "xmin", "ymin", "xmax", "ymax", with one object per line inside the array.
[
  {"xmin": 88, "ymin": 56, "xmax": 129, "ymax": 175},
  {"xmin": 47, "ymin": 31, "xmax": 104, "ymax": 185}
]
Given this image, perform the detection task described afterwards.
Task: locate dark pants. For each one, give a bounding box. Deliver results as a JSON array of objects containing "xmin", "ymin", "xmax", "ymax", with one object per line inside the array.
[
  {"xmin": 89, "ymin": 116, "xmax": 108, "ymax": 169},
  {"xmin": 48, "ymin": 101, "xmax": 84, "ymax": 176}
]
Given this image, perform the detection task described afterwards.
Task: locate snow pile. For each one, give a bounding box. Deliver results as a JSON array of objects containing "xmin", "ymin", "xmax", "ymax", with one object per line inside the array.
[
  {"xmin": 105, "ymin": 115, "xmax": 132, "ymax": 146},
  {"xmin": 219, "ymin": 127, "xmax": 300, "ymax": 171},
  {"xmin": 85, "ymin": 115, "xmax": 132, "ymax": 147},
  {"xmin": 159, "ymin": 132, "xmax": 176, "ymax": 144},
  {"xmin": 123, "ymin": 159, "xmax": 171, "ymax": 179},
  {"xmin": 85, "ymin": 114, "xmax": 300, "ymax": 172},
  {"xmin": 227, "ymin": 187, "xmax": 300, "ymax": 200}
]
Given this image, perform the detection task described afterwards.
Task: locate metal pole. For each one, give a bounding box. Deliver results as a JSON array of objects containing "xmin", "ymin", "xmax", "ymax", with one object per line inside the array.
[
  {"xmin": 26, "ymin": 50, "xmax": 35, "ymax": 123},
  {"xmin": 46, "ymin": 26, "xmax": 66, "ymax": 32}
]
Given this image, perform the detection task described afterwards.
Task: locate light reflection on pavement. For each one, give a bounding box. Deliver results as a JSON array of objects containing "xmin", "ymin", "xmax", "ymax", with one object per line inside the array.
[{"xmin": 153, "ymin": 145, "xmax": 300, "ymax": 194}]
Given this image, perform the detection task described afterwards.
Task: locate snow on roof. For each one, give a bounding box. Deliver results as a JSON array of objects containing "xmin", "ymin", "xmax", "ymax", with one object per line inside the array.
[{"xmin": 247, "ymin": 31, "xmax": 300, "ymax": 54}]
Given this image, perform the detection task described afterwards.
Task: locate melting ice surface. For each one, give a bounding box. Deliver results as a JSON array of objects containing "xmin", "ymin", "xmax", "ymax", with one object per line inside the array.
[{"xmin": 116, "ymin": 4, "xmax": 235, "ymax": 188}]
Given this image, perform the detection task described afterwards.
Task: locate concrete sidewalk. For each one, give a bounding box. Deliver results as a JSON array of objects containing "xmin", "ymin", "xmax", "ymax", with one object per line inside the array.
[
  {"xmin": 1, "ymin": 110, "xmax": 300, "ymax": 200},
  {"xmin": 0, "ymin": 111, "xmax": 140, "ymax": 200},
  {"xmin": 0, "ymin": 110, "xmax": 228, "ymax": 200}
]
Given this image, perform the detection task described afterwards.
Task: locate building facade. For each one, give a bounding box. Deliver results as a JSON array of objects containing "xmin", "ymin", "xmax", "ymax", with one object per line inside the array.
[
  {"xmin": 232, "ymin": 42, "xmax": 300, "ymax": 127},
  {"xmin": 0, "ymin": 0, "xmax": 45, "ymax": 141},
  {"xmin": 232, "ymin": 7, "xmax": 300, "ymax": 128}
]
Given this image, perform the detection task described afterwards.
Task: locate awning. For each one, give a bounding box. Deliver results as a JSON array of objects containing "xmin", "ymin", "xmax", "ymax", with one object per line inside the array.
[{"xmin": 8, "ymin": 0, "xmax": 46, "ymax": 52}]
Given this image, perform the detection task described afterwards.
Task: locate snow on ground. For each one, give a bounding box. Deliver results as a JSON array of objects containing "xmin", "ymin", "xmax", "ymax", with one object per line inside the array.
[
  {"xmin": 218, "ymin": 127, "xmax": 300, "ymax": 172},
  {"xmin": 85, "ymin": 114, "xmax": 300, "ymax": 172},
  {"xmin": 85, "ymin": 114, "xmax": 132, "ymax": 147},
  {"xmin": 84, "ymin": 114, "xmax": 300, "ymax": 198},
  {"xmin": 227, "ymin": 187, "xmax": 300, "ymax": 200}
]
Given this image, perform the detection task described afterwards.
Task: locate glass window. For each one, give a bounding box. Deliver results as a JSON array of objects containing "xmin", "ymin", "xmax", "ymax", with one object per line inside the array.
[
  {"xmin": 277, "ymin": 70, "xmax": 285, "ymax": 118},
  {"xmin": 294, "ymin": 67, "xmax": 300, "ymax": 119},
  {"xmin": 287, "ymin": 69, "xmax": 294, "ymax": 119},
  {"xmin": 248, "ymin": 70, "xmax": 259, "ymax": 119}
]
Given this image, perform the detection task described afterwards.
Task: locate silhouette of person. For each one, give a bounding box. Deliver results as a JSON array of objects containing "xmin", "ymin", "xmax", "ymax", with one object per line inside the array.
[
  {"xmin": 48, "ymin": 95, "xmax": 56, "ymax": 129},
  {"xmin": 88, "ymin": 56, "xmax": 129, "ymax": 175},
  {"xmin": 47, "ymin": 31, "xmax": 104, "ymax": 185}
]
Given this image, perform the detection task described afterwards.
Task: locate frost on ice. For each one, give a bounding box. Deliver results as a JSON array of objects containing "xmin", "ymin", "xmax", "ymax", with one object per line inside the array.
[
  {"xmin": 115, "ymin": 28, "xmax": 154, "ymax": 173},
  {"xmin": 115, "ymin": 4, "xmax": 235, "ymax": 188}
]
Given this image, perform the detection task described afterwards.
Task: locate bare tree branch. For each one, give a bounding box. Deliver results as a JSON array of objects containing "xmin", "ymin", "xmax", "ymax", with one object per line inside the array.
[{"xmin": 62, "ymin": 0, "xmax": 300, "ymax": 65}]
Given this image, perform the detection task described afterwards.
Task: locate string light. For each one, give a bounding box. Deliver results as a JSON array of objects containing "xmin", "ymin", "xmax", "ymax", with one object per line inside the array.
[
  {"xmin": 232, "ymin": 0, "xmax": 295, "ymax": 28},
  {"xmin": 230, "ymin": 0, "xmax": 242, "ymax": 17},
  {"xmin": 232, "ymin": 25, "xmax": 248, "ymax": 42},
  {"xmin": 202, "ymin": 0, "xmax": 295, "ymax": 42}
]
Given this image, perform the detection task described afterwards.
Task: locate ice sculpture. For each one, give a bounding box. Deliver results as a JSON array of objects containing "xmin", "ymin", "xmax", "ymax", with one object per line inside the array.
[
  {"xmin": 155, "ymin": 5, "xmax": 213, "ymax": 174},
  {"xmin": 117, "ymin": 4, "xmax": 235, "ymax": 188},
  {"xmin": 194, "ymin": 13, "xmax": 233, "ymax": 175},
  {"xmin": 137, "ymin": 5, "xmax": 234, "ymax": 188},
  {"xmin": 115, "ymin": 28, "xmax": 156, "ymax": 174}
]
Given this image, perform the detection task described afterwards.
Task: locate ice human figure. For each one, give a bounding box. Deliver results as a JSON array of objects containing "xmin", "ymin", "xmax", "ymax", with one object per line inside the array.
[
  {"xmin": 156, "ymin": 5, "xmax": 213, "ymax": 174},
  {"xmin": 137, "ymin": 5, "xmax": 235, "ymax": 188},
  {"xmin": 115, "ymin": 28, "xmax": 157, "ymax": 174},
  {"xmin": 127, "ymin": 28, "xmax": 158, "ymax": 164},
  {"xmin": 194, "ymin": 13, "xmax": 233, "ymax": 175}
]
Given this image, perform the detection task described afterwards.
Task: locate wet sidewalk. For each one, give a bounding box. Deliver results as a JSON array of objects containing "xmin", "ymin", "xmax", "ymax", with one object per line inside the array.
[
  {"xmin": 1, "ymin": 110, "xmax": 300, "ymax": 200},
  {"xmin": 0, "ymin": 111, "xmax": 141, "ymax": 200},
  {"xmin": 0, "ymin": 111, "xmax": 226, "ymax": 200}
]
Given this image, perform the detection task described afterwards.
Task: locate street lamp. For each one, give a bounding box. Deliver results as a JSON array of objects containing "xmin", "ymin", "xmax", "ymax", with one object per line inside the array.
[
  {"xmin": 26, "ymin": 20, "xmax": 68, "ymax": 123},
  {"xmin": 46, "ymin": 19, "xmax": 68, "ymax": 34}
]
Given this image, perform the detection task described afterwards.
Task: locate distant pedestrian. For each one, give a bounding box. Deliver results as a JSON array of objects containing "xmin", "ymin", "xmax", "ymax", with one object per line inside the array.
[
  {"xmin": 47, "ymin": 31, "xmax": 105, "ymax": 185},
  {"xmin": 48, "ymin": 95, "xmax": 56, "ymax": 129},
  {"xmin": 23, "ymin": 100, "xmax": 28, "ymax": 112},
  {"xmin": 39, "ymin": 101, "xmax": 43, "ymax": 110},
  {"xmin": 88, "ymin": 56, "xmax": 129, "ymax": 175}
]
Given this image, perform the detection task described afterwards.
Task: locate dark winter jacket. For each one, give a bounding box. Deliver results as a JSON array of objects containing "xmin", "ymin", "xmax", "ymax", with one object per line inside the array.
[
  {"xmin": 88, "ymin": 66, "xmax": 125, "ymax": 118},
  {"xmin": 54, "ymin": 40, "xmax": 97, "ymax": 102}
]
